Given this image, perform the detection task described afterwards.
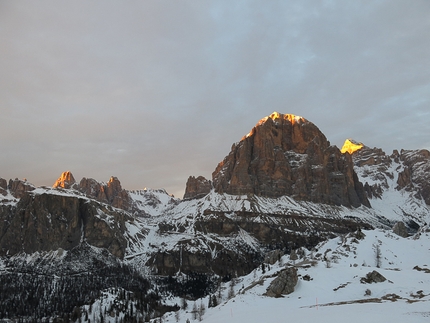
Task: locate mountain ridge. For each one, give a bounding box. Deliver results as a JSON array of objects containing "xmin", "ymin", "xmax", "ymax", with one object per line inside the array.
[{"xmin": 1, "ymin": 112, "xmax": 430, "ymax": 321}]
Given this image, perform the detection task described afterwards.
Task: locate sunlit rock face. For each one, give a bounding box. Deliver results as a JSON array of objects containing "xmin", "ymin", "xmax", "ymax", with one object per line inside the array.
[
  {"xmin": 212, "ymin": 112, "xmax": 369, "ymax": 207},
  {"xmin": 341, "ymin": 139, "xmax": 364, "ymax": 154},
  {"xmin": 53, "ymin": 171, "xmax": 77, "ymax": 189}
]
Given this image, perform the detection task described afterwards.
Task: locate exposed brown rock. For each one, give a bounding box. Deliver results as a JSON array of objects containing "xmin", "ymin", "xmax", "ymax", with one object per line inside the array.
[
  {"xmin": 79, "ymin": 177, "xmax": 108, "ymax": 203},
  {"xmin": 0, "ymin": 178, "xmax": 7, "ymax": 196},
  {"xmin": 396, "ymin": 167, "xmax": 412, "ymax": 189},
  {"xmin": 106, "ymin": 176, "xmax": 133, "ymax": 210},
  {"xmin": 0, "ymin": 192, "xmax": 130, "ymax": 258},
  {"xmin": 397, "ymin": 149, "xmax": 430, "ymax": 205},
  {"xmin": 183, "ymin": 176, "xmax": 212, "ymax": 199},
  {"xmin": 212, "ymin": 112, "xmax": 369, "ymax": 207},
  {"xmin": 78, "ymin": 176, "xmax": 133, "ymax": 211},
  {"xmin": 360, "ymin": 270, "xmax": 386, "ymax": 284},
  {"xmin": 350, "ymin": 145, "xmax": 430, "ymax": 207},
  {"xmin": 392, "ymin": 221, "xmax": 409, "ymax": 238},
  {"xmin": 8, "ymin": 178, "xmax": 35, "ymax": 199},
  {"xmin": 264, "ymin": 249, "xmax": 284, "ymax": 265},
  {"xmin": 53, "ymin": 171, "xmax": 76, "ymax": 189}
]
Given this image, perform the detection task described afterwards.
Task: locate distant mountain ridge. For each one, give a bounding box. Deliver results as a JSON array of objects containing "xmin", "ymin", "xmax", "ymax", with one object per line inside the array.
[{"xmin": 1, "ymin": 111, "xmax": 430, "ymax": 321}]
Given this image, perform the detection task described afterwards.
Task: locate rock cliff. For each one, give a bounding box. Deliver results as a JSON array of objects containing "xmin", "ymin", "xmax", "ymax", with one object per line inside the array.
[
  {"xmin": 7, "ymin": 178, "xmax": 35, "ymax": 199},
  {"xmin": 0, "ymin": 191, "xmax": 131, "ymax": 258},
  {"xmin": 347, "ymin": 143, "xmax": 430, "ymax": 207},
  {"xmin": 51, "ymin": 172, "xmax": 135, "ymax": 212},
  {"xmin": 212, "ymin": 112, "xmax": 369, "ymax": 207},
  {"xmin": 183, "ymin": 176, "xmax": 212, "ymax": 199}
]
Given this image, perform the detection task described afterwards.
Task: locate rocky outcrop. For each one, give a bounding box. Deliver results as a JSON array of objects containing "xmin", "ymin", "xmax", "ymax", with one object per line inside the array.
[
  {"xmin": 149, "ymin": 208, "xmax": 373, "ymax": 277},
  {"xmin": 53, "ymin": 171, "xmax": 77, "ymax": 189},
  {"xmin": 147, "ymin": 244, "xmax": 260, "ymax": 277},
  {"xmin": 264, "ymin": 249, "xmax": 284, "ymax": 265},
  {"xmin": 212, "ymin": 112, "xmax": 369, "ymax": 207},
  {"xmin": 265, "ymin": 267, "xmax": 298, "ymax": 297},
  {"xmin": 8, "ymin": 178, "xmax": 35, "ymax": 199},
  {"xmin": 50, "ymin": 172, "xmax": 135, "ymax": 211},
  {"xmin": 79, "ymin": 177, "xmax": 108, "ymax": 202},
  {"xmin": 350, "ymin": 146, "xmax": 430, "ymax": 207},
  {"xmin": 105, "ymin": 176, "xmax": 133, "ymax": 210},
  {"xmin": 0, "ymin": 178, "xmax": 7, "ymax": 196},
  {"xmin": 396, "ymin": 149, "xmax": 430, "ymax": 205},
  {"xmin": 183, "ymin": 176, "xmax": 212, "ymax": 199},
  {"xmin": 360, "ymin": 270, "xmax": 386, "ymax": 284},
  {"xmin": 0, "ymin": 192, "xmax": 130, "ymax": 258},
  {"xmin": 392, "ymin": 221, "xmax": 409, "ymax": 238}
]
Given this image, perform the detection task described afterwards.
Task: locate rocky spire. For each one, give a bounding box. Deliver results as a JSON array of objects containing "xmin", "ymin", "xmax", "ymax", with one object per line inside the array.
[
  {"xmin": 212, "ymin": 112, "xmax": 370, "ymax": 207},
  {"xmin": 183, "ymin": 176, "xmax": 212, "ymax": 199},
  {"xmin": 53, "ymin": 171, "xmax": 76, "ymax": 189}
]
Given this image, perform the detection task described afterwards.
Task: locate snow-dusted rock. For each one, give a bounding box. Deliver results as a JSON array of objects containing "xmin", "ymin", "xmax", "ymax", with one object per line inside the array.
[{"xmin": 265, "ymin": 267, "xmax": 298, "ymax": 297}]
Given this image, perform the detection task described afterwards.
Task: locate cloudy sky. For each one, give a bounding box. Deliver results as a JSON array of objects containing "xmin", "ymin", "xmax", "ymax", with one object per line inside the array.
[{"xmin": 1, "ymin": 1, "xmax": 430, "ymax": 198}]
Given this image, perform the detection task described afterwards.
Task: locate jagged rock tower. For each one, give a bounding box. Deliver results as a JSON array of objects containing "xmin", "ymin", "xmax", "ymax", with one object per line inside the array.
[{"xmin": 211, "ymin": 112, "xmax": 369, "ymax": 207}]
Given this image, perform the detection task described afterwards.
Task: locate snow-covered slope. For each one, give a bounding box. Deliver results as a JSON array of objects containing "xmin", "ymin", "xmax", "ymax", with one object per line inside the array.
[
  {"xmin": 351, "ymin": 145, "xmax": 430, "ymax": 227},
  {"xmin": 159, "ymin": 227, "xmax": 430, "ymax": 323}
]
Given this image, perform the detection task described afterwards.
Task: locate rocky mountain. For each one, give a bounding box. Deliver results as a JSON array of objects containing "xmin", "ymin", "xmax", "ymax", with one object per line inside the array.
[
  {"xmin": 343, "ymin": 139, "xmax": 430, "ymax": 228},
  {"xmin": 186, "ymin": 112, "xmax": 369, "ymax": 208},
  {"xmin": 1, "ymin": 112, "xmax": 430, "ymax": 322}
]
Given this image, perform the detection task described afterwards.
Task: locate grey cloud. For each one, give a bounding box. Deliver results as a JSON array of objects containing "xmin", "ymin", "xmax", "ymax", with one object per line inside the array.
[{"xmin": 1, "ymin": 0, "xmax": 430, "ymax": 197}]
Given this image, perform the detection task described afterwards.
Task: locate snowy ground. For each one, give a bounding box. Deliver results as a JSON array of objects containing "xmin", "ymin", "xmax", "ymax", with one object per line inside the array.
[{"xmin": 159, "ymin": 228, "xmax": 430, "ymax": 323}]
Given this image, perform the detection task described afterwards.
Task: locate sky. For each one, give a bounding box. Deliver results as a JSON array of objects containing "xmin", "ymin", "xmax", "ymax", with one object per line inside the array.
[{"xmin": 1, "ymin": 1, "xmax": 430, "ymax": 198}]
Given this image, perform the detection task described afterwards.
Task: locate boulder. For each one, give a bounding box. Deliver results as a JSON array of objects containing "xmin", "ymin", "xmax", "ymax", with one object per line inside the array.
[
  {"xmin": 265, "ymin": 267, "xmax": 298, "ymax": 297},
  {"xmin": 392, "ymin": 221, "xmax": 409, "ymax": 238},
  {"xmin": 360, "ymin": 270, "xmax": 386, "ymax": 284}
]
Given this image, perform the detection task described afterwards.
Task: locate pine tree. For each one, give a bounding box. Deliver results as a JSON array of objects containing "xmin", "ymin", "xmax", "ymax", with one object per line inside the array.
[
  {"xmin": 180, "ymin": 297, "xmax": 188, "ymax": 310},
  {"xmin": 211, "ymin": 295, "xmax": 218, "ymax": 307},
  {"xmin": 192, "ymin": 302, "xmax": 198, "ymax": 321},
  {"xmin": 228, "ymin": 279, "xmax": 235, "ymax": 300},
  {"xmin": 198, "ymin": 301, "xmax": 205, "ymax": 321}
]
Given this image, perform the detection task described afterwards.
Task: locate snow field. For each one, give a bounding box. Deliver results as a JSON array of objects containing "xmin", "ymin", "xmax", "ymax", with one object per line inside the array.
[{"xmin": 159, "ymin": 229, "xmax": 430, "ymax": 323}]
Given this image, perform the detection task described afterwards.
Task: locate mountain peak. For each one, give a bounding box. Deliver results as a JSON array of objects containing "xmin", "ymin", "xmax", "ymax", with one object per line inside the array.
[
  {"xmin": 244, "ymin": 112, "xmax": 307, "ymax": 140},
  {"xmin": 213, "ymin": 112, "xmax": 369, "ymax": 207},
  {"xmin": 341, "ymin": 139, "xmax": 364, "ymax": 154},
  {"xmin": 53, "ymin": 171, "xmax": 76, "ymax": 189},
  {"xmin": 259, "ymin": 112, "xmax": 305, "ymax": 125}
]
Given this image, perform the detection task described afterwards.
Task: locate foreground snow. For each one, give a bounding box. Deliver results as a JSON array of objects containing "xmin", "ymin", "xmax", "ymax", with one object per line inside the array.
[{"xmin": 160, "ymin": 228, "xmax": 430, "ymax": 323}]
